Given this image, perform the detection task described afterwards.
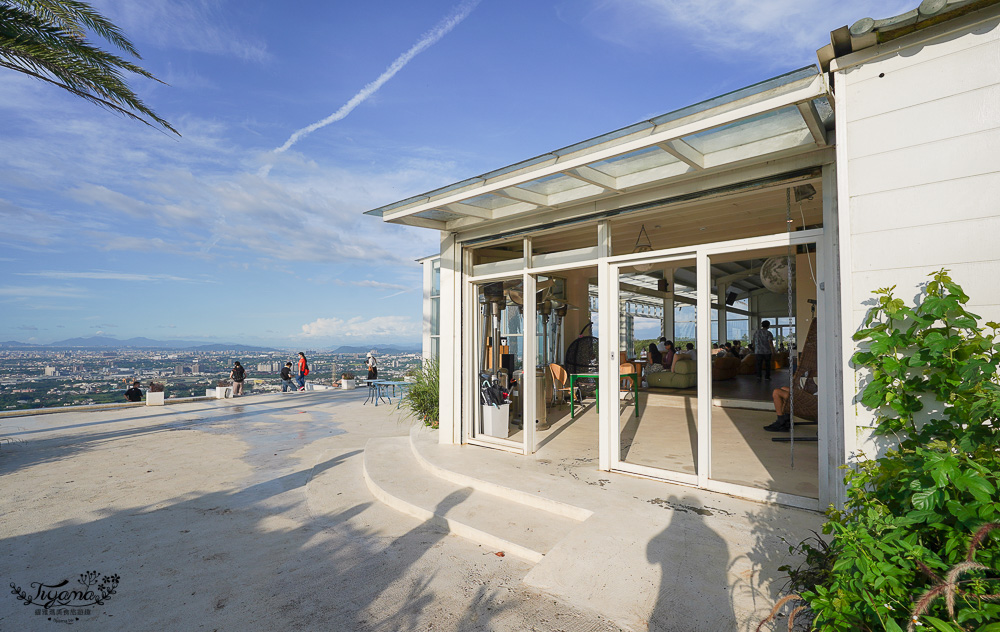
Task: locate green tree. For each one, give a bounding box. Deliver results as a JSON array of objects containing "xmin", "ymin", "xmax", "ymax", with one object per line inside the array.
[{"xmin": 0, "ymin": 0, "xmax": 178, "ymax": 134}]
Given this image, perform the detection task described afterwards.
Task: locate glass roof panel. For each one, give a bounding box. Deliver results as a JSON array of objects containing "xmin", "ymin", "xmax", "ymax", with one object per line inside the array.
[
  {"xmin": 415, "ymin": 209, "xmax": 464, "ymax": 222},
  {"xmin": 461, "ymin": 194, "xmax": 521, "ymax": 210},
  {"xmin": 425, "ymin": 176, "xmax": 485, "ymax": 201},
  {"xmin": 552, "ymin": 121, "xmax": 653, "ymax": 157},
  {"xmin": 682, "ymin": 106, "xmax": 805, "ymax": 154},
  {"xmin": 519, "ymin": 173, "xmax": 591, "ymax": 196},
  {"xmin": 480, "ymin": 155, "xmax": 556, "ymax": 182},
  {"xmin": 588, "ymin": 146, "xmax": 678, "ymax": 178},
  {"xmin": 649, "ymin": 66, "xmax": 818, "ymax": 127},
  {"xmin": 813, "ymin": 96, "xmax": 834, "ymax": 126}
]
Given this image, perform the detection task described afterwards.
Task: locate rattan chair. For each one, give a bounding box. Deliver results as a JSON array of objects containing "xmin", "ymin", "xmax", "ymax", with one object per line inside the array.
[{"xmin": 782, "ymin": 319, "xmax": 819, "ymax": 423}]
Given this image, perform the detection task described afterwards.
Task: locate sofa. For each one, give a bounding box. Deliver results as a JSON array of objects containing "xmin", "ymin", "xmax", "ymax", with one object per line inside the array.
[
  {"xmin": 712, "ymin": 356, "xmax": 740, "ymax": 381},
  {"xmin": 646, "ymin": 358, "xmax": 697, "ymax": 389}
]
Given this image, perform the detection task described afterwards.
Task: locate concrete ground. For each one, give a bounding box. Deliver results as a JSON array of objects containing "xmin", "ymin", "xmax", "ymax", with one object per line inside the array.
[
  {"xmin": 0, "ymin": 392, "xmax": 623, "ymax": 632},
  {"xmin": 0, "ymin": 390, "xmax": 821, "ymax": 632}
]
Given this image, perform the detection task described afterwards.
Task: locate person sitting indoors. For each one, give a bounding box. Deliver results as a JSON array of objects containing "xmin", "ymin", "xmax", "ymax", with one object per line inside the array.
[
  {"xmin": 656, "ymin": 336, "xmax": 667, "ymax": 354},
  {"xmin": 722, "ymin": 342, "xmax": 736, "ymax": 357},
  {"xmin": 681, "ymin": 342, "xmax": 696, "ymax": 361},
  {"xmin": 711, "ymin": 342, "xmax": 722, "ymax": 356},
  {"xmin": 662, "ymin": 340, "xmax": 678, "ymax": 370},
  {"xmin": 764, "ymin": 370, "xmax": 818, "ymax": 432},
  {"xmin": 646, "ymin": 342, "xmax": 665, "ymax": 373},
  {"xmin": 733, "ymin": 340, "xmax": 748, "ymax": 358}
]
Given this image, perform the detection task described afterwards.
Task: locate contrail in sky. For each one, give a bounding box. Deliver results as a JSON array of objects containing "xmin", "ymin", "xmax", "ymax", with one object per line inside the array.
[{"xmin": 265, "ymin": 0, "xmax": 481, "ymax": 170}]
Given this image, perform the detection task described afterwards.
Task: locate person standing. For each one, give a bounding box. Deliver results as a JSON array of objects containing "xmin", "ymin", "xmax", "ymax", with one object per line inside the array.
[
  {"xmin": 280, "ymin": 362, "xmax": 296, "ymax": 392},
  {"xmin": 366, "ymin": 351, "xmax": 378, "ymax": 380},
  {"xmin": 124, "ymin": 380, "xmax": 143, "ymax": 402},
  {"xmin": 230, "ymin": 361, "xmax": 246, "ymax": 396},
  {"xmin": 752, "ymin": 320, "xmax": 775, "ymax": 382},
  {"xmin": 296, "ymin": 352, "xmax": 309, "ymax": 391}
]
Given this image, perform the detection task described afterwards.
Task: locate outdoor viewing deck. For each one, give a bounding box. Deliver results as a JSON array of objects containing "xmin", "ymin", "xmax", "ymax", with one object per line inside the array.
[{"xmin": 1, "ymin": 389, "xmax": 820, "ymax": 631}]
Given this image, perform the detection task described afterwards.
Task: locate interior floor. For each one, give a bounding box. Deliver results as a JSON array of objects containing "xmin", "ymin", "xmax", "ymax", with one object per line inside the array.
[{"xmin": 506, "ymin": 383, "xmax": 818, "ymax": 499}]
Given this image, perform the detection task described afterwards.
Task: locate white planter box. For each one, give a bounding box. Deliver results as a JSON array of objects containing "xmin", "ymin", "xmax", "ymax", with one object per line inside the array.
[
  {"xmin": 341, "ymin": 379, "xmax": 356, "ymax": 390},
  {"xmin": 146, "ymin": 392, "xmax": 165, "ymax": 406},
  {"xmin": 205, "ymin": 389, "xmax": 215, "ymax": 397},
  {"xmin": 481, "ymin": 403, "xmax": 510, "ymax": 438},
  {"xmin": 215, "ymin": 387, "xmax": 231, "ymax": 399}
]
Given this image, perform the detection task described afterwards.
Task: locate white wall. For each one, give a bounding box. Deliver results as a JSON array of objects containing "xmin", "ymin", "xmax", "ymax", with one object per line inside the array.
[{"xmin": 835, "ymin": 9, "xmax": 1000, "ymax": 456}]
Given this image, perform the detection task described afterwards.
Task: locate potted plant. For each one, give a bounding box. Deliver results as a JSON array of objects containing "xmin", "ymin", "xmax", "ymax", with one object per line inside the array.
[
  {"xmin": 146, "ymin": 382, "xmax": 165, "ymax": 406},
  {"xmin": 215, "ymin": 379, "xmax": 231, "ymax": 399},
  {"xmin": 341, "ymin": 372, "xmax": 356, "ymax": 390}
]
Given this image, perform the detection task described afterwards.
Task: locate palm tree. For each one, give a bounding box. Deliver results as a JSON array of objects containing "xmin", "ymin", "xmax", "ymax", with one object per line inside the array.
[{"xmin": 0, "ymin": 0, "xmax": 178, "ymax": 135}]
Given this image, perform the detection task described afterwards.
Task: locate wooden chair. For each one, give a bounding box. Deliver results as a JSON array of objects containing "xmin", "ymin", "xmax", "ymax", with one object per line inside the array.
[
  {"xmin": 619, "ymin": 363, "xmax": 638, "ymax": 407},
  {"xmin": 549, "ymin": 363, "xmax": 573, "ymax": 408}
]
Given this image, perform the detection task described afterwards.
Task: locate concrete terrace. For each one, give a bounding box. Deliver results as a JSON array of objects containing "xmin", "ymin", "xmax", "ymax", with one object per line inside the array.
[{"xmin": 0, "ymin": 390, "xmax": 821, "ymax": 631}]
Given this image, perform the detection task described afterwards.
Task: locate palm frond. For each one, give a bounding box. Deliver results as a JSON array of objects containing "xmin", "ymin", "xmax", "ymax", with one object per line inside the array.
[{"xmin": 0, "ymin": 1, "xmax": 178, "ymax": 135}]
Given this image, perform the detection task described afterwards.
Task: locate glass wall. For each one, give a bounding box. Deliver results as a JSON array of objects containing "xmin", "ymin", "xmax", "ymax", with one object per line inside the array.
[{"xmin": 429, "ymin": 258, "xmax": 441, "ymax": 359}]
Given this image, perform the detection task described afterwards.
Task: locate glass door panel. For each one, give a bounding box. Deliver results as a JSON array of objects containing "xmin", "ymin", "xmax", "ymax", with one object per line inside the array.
[
  {"xmin": 707, "ymin": 245, "xmax": 819, "ymax": 499},
  {"xmin": 471, "ymin": 279, "xmax": 523, "ymax": 445},
  {"xmin": 614, "ymin": 257, "xmax": 699, "ymax": 482}
]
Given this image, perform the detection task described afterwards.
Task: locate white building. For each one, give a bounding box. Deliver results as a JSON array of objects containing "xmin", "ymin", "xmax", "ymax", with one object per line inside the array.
[{"xmin": 368, "ymin": 1, "xmax": 1000, "ymax": 511}]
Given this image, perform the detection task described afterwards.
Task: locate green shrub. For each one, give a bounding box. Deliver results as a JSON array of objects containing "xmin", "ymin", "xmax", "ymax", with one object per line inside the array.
[
  {"xmin": 400, "ymin": 358, "xmax": 439, "ymax": 428},
  {"xmin": 778, "ymin": 270, "xmax": 1000, "ymax": 631}
]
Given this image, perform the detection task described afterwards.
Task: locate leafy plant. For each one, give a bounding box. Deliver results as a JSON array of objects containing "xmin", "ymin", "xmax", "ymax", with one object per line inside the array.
[
  {"xmin": 341, "ymin": 372, "xmax": 355, "ymax": 380},
  {"xmin": 149, "ymin": 382, "xmax": 164, "ymax": 393},
  {"xmin": 400, "ymin": 357, "xmax": 439, "ymax": 428},
  {"xmin": 216, "ymin": 379, "xmax": 230, "ymax": 387},
  {"xmin": 780, "ymin": 270, "xmax": 1000, "ymax": 631}
]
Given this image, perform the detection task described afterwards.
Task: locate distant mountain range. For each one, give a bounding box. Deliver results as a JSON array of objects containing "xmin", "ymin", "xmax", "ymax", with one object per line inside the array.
[
  {"xmin": 0, "ymin": 336, "xmax": 277, "ymax": 351},
  {"xmin": 330, "ymin": 344, "xmax": 421, "ymax": 354},
  {"xmin": 0, "ymin": 337, "xmax": 420, "ymax": 353}
]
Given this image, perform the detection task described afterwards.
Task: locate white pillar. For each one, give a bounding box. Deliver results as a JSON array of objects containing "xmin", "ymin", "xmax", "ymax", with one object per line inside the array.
[
  {"xmin": 438, "ymin": 232, "xmax": 461, "ymax": 445},
  {"xmin": 597, "ymin": 220, "xmax": 613, "ymax": 472}
]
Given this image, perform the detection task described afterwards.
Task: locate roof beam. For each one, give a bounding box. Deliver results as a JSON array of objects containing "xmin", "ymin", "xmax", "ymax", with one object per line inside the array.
[
  {"xmin": 493, "ymin": 187, "xmax": 549, "ymax": 207},
  {"xmin": 717, "ymin": 265, "xmax": 762, "ymax": 286},
  {"xmin": 656, "ymin": 139, "xmax": 705, "ymax": 169},
  {"xmin": 796, "ymin": 100, "xmax": 828, "ymax": 146},
  {"xmin": 396, "ymin": 216, "xmax": 448, "ymax": 230},
  {"xmin": 561, "ymin": 166, "xmax": 621, "ymax": 191},
  {"xmin": 442, "ymin": 203, "xmax": 494, "ymax": 220}
]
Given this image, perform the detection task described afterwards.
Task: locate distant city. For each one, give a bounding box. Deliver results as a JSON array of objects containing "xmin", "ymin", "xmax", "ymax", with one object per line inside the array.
[{"xmin": 0, "ymin": 337, "xmax": 423, "ymax": 410}]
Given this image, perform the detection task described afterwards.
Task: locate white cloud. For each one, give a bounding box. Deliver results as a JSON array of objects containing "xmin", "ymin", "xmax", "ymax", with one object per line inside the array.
[
  {"xmin": 581, "ymin": 0, "xmax": 915, "ymax": 66},
  {"xmin": 268, "ymin": 0, "xmax": 482, "ymax": 163},
  {"xmin": 0, "ymin": 80, "xmax": 444, "ymax": 268},
  {"xmin": 299, "ymin": 315, "xmax": 420, "ymax": 339},
  {"xmin": 0, "ymin": 285, "xmax": 88, "ymax": 298},
  {"xmin": 353, "ymin": 280, "xmax": 413, "ymax": 292},
  {"xmin": 19, "ymin": 271, "xmax": 204, "ymax": 282},
  {"xmin": 93, "ymin": 0, "xmax": 269, "ymax": 62}
]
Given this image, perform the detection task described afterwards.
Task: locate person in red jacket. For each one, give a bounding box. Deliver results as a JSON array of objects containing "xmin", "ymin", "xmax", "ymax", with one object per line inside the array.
[{"xmin": 296, "ymin": 352, "xmax": 309, "ymax": 391}]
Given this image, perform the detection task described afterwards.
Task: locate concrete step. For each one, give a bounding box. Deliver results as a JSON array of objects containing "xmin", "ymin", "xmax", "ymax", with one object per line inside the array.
[{"xmin": 363, "ymin": 436, "xmax": 584, "ymax": 563}]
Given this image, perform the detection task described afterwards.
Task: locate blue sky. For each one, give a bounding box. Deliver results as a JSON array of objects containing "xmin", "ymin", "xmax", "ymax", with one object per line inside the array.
[{"xmin": 0, "ymin": 0, "xmax": 910, "ymax": 348}]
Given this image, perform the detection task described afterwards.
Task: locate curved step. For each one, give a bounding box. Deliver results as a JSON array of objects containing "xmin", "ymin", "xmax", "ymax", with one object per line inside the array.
[
  {"xmin": 408, "ymin": 426, "xmax": 593, "ymax": 522},
  {"xmin": 363, "ymin": 436, "xmax": 582, "ymax": 563}
]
